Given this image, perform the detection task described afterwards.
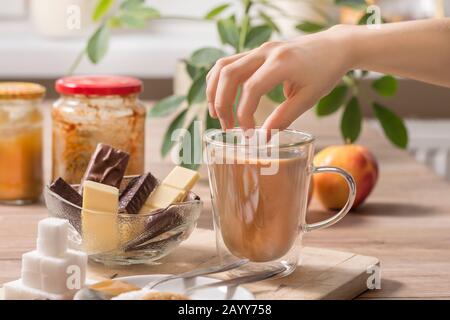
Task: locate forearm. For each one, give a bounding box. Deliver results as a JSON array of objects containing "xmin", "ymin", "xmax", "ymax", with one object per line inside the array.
[{"xmin": 342, "ymin": 19, "xmax": 450, "ymax": 88}]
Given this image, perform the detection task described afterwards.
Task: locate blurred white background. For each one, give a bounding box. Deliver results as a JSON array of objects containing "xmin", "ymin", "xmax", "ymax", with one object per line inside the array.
[{"xmin": 0, "ymin": 0, "xmax": 448, "ymax": 79}]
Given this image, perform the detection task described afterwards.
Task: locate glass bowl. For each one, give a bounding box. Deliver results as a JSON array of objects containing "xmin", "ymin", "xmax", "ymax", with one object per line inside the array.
[{"xmin": 44, "ymin": 176, "xmax": 203, "ymax": 265}]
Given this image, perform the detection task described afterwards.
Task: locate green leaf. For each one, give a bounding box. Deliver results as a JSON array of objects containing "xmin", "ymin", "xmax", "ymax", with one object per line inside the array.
[
  {"xmin": 179, "ymin": 118, "xmax": 201, "ymax": 171},
  {"xmin": 341, "ymin": 96, "xmax": 362, "ymax": 143},
  {"xmin": 334, "ymin": 0, "xmax": 367, "ymax": 8},
  {"xmin": 373, "ymin": 102, "xmax": 408, "ymax": 149},
  {"xmin": 358, "ymin": 11, "xmax": 372, "ymax": 25},
  {"xmin": 206, "ymin": 110, "xmax": 222, "ymax": 130},
  {"xmin": 204, "ymin": 3, "xmax": 230, "ymax": 20},
  {"xmin": 118, "ymin": 13, "xmax": 147, "ymax": 28},
  {"xmin": 92, "ymin": 0, "xmax": 115, "ymax": 22},
  {"xmin": 238, "ymin": 15, "xmax": 250, "ymax": 51},
  {"xmin": 185, "ymin": 61, "xmax": 200, "ymax": 80},
  {"xmin": 266, "ymin": 84, "xmax": 286, "ymax": 103},
  {"xmin": 259, "ymin": 11, "xmax": 280, "ymax": 33},
  {"xmin": 296, "ymin": 21, "xmax": 327, "ymax": 33},
  {"xmin": 316, "ymin": 85, "xmax": 348, "ymax": 116},
  {"xmin": 117, "ymin": 0, "xmax": 159, "ymax": 27},
  {"xmin": 117, "ymin": 6, "xmax": 159, "ymax": 28},
  {"xmin": 189, "ymin": 47, "xmax": 227, "ymax": 69},
  {"xmin": 120, "ymin": 0, "xmax": 144, "ymax": 9},
  {"xmin": 244, "ymin": 25, "xmax": 272, "ymax": 49},
  {"xmin": 87, "ymin": 25, "xmax": 110, "ymax": 64},
  {"xmin": 149, "ymin": 95, "xmax": 185, "ymax": 118},
  {"xmin": 372, "ymin": 75, "xmax": 398, "ymax": 97},
  {"xmin": 161, "ymin": 109, "xmax": 187, "ymax": 158},
  {"xmin": 217, "ymin": 18, "xmax": 240, "ymax": 49},
  {"xmin": 187, "ymin": 70, "xmax": 208, "ymax": 105},
  {"xmin": 358, "ymin": 10, "xmax": 386, "ymax": 25},
  {"xmin": 128, "ymin": 6, "xmax": 160, "ymax": 19},
  {"xmin": 107, "ymin": 16, "xmax": 122, "ymax": 28}
]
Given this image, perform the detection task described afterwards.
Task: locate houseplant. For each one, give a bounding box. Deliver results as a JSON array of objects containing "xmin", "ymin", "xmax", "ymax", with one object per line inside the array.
[{"xmin": 72, "ymin": 0, "xmax": 408, "ymax": 170}]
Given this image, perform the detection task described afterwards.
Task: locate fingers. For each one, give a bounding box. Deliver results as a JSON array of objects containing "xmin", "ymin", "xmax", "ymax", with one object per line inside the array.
[
  {"xmin": 262, "ymin": 86, "xmax": 317, "ymax": 130},
  {"xmin": 206, "ymin": 52, "xmax": 248, "ymax": 119},
  {"xmin": 235, "ymin": 60, "xmax": 288, "ymax": 129},
  {"xmin": 213, "ymin": 54, "xmax": 266, "ymax": 129}
]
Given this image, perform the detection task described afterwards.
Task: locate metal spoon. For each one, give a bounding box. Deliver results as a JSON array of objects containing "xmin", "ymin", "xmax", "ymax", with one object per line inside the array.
[
  {"xmin": 184, "ymin": 267, "xmax": 285, "ymax": 296},
  {"xmin": 145, "ymin": 259, "xmax": 248, "ymax": 290}
]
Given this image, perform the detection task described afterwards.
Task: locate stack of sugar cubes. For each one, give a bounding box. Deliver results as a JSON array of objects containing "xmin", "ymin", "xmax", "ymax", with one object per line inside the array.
[{"xmin": 3, "ymin": 218, "xmax": 87, "ymax": 300}]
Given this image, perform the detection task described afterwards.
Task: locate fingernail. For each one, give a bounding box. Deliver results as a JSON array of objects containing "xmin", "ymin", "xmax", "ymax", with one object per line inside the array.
[
  {"xmin": 208, "ymin": 103, "xmax": 217, "ymax": 118},
  {"xmin": 219, "ymin": 119, "xmax": 227, "ymax": 130}
]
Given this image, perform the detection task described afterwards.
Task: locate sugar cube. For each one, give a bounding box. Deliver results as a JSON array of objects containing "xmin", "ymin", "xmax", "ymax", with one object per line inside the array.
[
  {"xmin": 21, "ymin": 250, "xmax": 42, "ymax": 272},
  {"xmin": 36, "ymin": 218, "xmax": 68, "ymax": 257},
  {"xmin": 37, "ymin": 218, "xmax": 68, "ymax": 244},
  {"xmin": 21, "ymin": 270, "xmax": 41, "ymax": 290},
  {"xmin": 3, "ymin": 280, "xmax": 72, "ymax": 300},
  {"xmin": 37, "ymin": 238, "xmax": 67, "ymax": 257},
  {"xmin": 4, "ymin": 217, "xmax": 88, "ymax": 300},
  {"xmin": 66, "ymin": 249, "xmax": 88, "ymax": 288}
]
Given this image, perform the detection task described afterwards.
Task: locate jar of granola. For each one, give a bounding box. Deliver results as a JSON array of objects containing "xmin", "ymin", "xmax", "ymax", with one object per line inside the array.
[
  {"xmin": 53, "ymin": 76, "xmax": 146, "ymax": 184},
  {"xmin": 0, "ymin": 82, "xmax": 45, "ymax": 204}
]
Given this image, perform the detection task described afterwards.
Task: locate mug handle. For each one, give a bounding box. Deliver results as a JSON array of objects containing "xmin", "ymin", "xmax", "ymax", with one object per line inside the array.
[{"xmin": 304, "ymin": 166, "xmax": 356, "ymax": 233}]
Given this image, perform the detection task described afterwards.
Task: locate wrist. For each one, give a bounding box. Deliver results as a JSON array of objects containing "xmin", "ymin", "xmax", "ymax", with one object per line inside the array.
[{"xmin": 326, "ymin": 24, "xmax": 366, "ymax": 72}]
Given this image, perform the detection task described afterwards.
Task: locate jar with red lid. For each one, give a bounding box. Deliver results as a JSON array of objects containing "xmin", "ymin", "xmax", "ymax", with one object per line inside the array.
[{"xmin": 53, "ymin": 75, "xmax": 146, "ymax": 184}]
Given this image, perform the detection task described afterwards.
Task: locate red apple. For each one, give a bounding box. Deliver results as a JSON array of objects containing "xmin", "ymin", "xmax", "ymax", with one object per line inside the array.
[{"xmin": 313, "ymin": 145, "xmax": 378, "ymax": 210}]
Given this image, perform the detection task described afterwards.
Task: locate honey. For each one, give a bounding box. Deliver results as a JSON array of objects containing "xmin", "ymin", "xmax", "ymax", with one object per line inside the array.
[{"xmin": 0, "ymin": 82, "xmax": 45, "ymax": 204}]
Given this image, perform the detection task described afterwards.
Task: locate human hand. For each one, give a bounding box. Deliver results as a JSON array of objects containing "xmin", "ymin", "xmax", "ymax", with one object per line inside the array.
[{"xmin": 206, "ymin": 26, "xmax": 354, "ymax": 130}]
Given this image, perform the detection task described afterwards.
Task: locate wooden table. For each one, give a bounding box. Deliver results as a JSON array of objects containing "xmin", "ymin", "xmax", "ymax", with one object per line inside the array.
[{"xmin": 1, "ymin": 105, "xmax": 449, "ymax": 299}]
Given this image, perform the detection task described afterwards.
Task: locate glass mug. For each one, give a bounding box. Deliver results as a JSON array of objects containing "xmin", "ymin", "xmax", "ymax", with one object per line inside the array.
[{"xmin": 204, "ymin": 128, "xmax": 356, "ymax": 277}]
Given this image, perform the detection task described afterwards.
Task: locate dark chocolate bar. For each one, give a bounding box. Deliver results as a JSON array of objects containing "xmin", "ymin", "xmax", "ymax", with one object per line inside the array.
[
  {"xmin": 79, "ymin": 143, "xmax": 130, "ymax": 193},
  {"xmin": 119, "ymin": 173, "xmax": 158, "ymax": 214},
  {"xmin": 50, "ymin": 177, "xmax": 83, "ymax": 207},
  {"xmin": 123, "ymin": 206, "xmax": 183, "ymax": 252}
]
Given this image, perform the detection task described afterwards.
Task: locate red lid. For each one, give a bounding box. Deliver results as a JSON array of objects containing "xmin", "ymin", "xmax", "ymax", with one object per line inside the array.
[{"xmin": 55, "ymin": 75, "xmax": 142, "ymax": 96}]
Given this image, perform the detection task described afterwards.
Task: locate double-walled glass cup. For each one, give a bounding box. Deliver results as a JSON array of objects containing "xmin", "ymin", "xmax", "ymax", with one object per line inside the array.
[{"xmin": 205, "ymin": 128, "xmax": 356, "ymax": 277}]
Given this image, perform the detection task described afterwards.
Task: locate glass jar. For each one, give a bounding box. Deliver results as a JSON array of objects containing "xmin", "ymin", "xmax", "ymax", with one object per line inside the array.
[
  {"xmin": 53, "ymin": 76, "xmax": 146, "ymax": 184},
  {"xmin": 0, "ymin": 82, "xmax": 45, "ymax": 204}
]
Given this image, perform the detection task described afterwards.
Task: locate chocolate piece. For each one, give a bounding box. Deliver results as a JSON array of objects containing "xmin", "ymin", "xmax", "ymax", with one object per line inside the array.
[
  {"xmin": 123, "ymin": 206, "xmax": 184, "ymax": 252},
  {"xmin": 79, "ymin": 143, "xmax": 130, "ymax": 193},
  {"xmin": 119, "ymin": 173, "xmax": 158, "ymax": 214},
  {"xmin": 49, "ymin": 177, "xmax": 83, "ymax": 207}
]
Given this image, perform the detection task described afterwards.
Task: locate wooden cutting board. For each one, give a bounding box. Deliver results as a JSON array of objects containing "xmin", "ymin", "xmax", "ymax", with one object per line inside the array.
[
  {"xmin": 87, "ymin": 228, "xmax": 380, "ymax": 300},
  {"xmin": 1, "ymin": 228, "xmax": 379, "ymax": 300}
]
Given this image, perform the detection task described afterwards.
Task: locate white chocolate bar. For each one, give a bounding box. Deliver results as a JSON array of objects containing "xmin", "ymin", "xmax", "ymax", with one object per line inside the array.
[
  {"xmin": 81, "ymin": 180, "xmax": 119, "ymax": 254},
  {"xmin": 143, "ymin": 185, "xmax": 185, "ymax": 210},
  {"xmin": 162, "ymin": 166, "xmax": 200, "ymax": 192},
  {"xmin": 140, "ymin": 166, "xmax": 199, "ymax": 212}
]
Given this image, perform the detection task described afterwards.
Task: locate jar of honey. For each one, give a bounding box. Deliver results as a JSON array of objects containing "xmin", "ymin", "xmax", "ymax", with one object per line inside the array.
[
  {"xmin": 53, "ymin": 76, "xmax": 146, "ymax": 184},
  {"xmin": 0, "ymin": 82, "xmax": 45, "ymax": 204}
]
